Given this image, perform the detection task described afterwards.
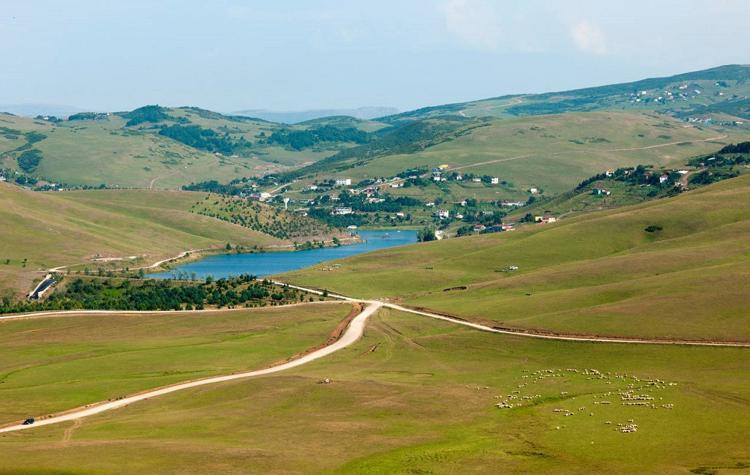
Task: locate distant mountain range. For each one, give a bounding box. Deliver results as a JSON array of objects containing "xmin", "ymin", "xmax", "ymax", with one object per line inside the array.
[
  {"xmin": 0, "ymin": 104, "xmax": 89, "ymax": 118},
  {"xmin": 232, "ymin": 106, "xmax": 399, "ymax": 124}
]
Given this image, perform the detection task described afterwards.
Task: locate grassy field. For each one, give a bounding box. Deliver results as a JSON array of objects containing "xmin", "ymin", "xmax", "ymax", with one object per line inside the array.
[
  {"xmin": 314, "ymin": 112, "xmax": 745, "ymax": 195},
  {"xmin": 0, "ymin": 308, "xmax": 747, "ymax": 473},
  {"xmin": 384, "ymin": 64, "xmax": 750, "ymax": 121},
  {"xmin": 0, "ymin": 184, "xmax": 285, "ymax": 297},
  {"xmin": 285, "ymin": 175, "xmax": 750, "ymax": 342},
  {"xmin": 0, "ymin": 302, "xmax": 352, "ymax": 426},
  {"xmin": 0, "ymin": 109, "xmax": 352, "ymax": 189},
  {"xmin": 0, "ymin": 113, "xmax": 277, "ymax": 189}
]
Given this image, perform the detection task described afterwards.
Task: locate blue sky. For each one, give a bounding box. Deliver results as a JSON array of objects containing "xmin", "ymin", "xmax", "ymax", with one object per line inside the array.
[{"xmin": 2, "ymin": 0, "xmax": 749, "ymax": 112}]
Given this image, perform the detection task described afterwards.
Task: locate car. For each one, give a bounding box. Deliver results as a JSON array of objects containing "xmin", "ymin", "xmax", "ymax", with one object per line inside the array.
[{"xmin": 22, "ymin": 418, "xmax": 35, "ymax": 425}]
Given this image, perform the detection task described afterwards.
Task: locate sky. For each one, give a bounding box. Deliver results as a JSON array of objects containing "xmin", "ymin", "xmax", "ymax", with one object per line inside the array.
[{"xmin": 2, "ymin": 0, "xmax": 749, "ymax": 113}]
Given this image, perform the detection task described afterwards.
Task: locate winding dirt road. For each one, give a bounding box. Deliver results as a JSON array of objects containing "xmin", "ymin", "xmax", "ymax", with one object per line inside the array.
[
  {"xmin": 276, "ymin": 283, "xmax": 750, "ymax": 348},
  {"xmin": 0, "ymin": 301, "xmax": 381, "ymax": 434}
]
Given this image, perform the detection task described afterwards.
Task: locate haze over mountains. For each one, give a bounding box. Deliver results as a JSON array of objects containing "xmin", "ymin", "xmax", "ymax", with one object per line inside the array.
[{"xmin": 233, "ymin": 106, "xmax": 399, "ymax": 124}]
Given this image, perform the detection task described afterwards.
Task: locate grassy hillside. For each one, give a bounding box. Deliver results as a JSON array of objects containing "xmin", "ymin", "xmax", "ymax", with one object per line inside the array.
[
  {"xmin": 0, "ymin": 302, "xmax": 352, "ymax": 425},
  {"xmin": 0, "ymin": 184, "xmax": 288, "ymax": 297},
  {"xmin": 285, "ymin": 175, "xmax": 750, "ymax": 342},
  {"xmin": 0, "ymin": 106, "xmax": 378, "ymax": 189},
  {"xmin": 1, "ymin": 308, "xmax": 748, "ymax": 473},
  {"xmin": 285, "ymin": 112, "xmax": 749, "ymax": 197},
  {"xmin": 384, "ymin": 64, "xmax": 750, "ymax": 122}
]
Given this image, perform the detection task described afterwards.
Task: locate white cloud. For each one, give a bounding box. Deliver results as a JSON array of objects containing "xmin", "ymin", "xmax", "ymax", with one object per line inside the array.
[
  {"xmin": 439, "ymin": 0, "xmax": 502, "ymax": 51},
  {"xmin": 571, "ymin": 20, "xmax": 607, "ymax": 55}
]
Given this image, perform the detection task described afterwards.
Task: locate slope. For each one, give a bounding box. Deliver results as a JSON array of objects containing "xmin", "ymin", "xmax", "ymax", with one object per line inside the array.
[
  {"xmin": 0, "ymin": 184, "xmax": 285, "ymax": 297},
  {"xmin": 1, "ymin": 308, "xmax": 748, "ymax": 473},
  {"xmin": 284, "ymin": 174, "xmax": 750, "ymax": 342},
  {"xmin": 383, "ymin": 64, "xmax": 750, "ymax": 122}
]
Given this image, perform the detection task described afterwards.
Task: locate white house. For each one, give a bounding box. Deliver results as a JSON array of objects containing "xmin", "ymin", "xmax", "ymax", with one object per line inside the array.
[
  {"xmin": 490, "ymin": 177, "xmax": 499, "ymax": 185},
  {"xmin": 332, "ymin": 207, "xmax": 353, "ymax": 215},
  {"xmin": 436, "ymin": 209, "xmax": 450, "ymax": 219},
  {"xmin": 335, "ymin": 178, "xmax": 352, "ymax": 186}
]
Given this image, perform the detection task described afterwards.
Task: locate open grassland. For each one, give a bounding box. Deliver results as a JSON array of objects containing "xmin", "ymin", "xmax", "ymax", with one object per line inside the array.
[
  {"xmin": 286, "ymin": 175, "xmax": 750, "ymax": 342},
  {"xmin": 321, "ymin": 112, "xmax": 746, "ymax": 195},
  {"xmin": 0, "ymin": 113, "xmax": 275, "ymax": 189},
  {"xmin": 0, "ymin": 308, "xmax": 748, "ymax": 473},
  {"xmin": 0, "ymin": 302, "xmax": 351, "ymax": 426},
  {"xmin": 0, "ymin": 184, "xmax": 282, "ymax": 297}
]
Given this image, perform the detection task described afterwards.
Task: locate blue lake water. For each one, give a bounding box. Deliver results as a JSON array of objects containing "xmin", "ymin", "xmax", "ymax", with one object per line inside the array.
[{"xmin": 151, "ymin": 230, "xmax": 417, "ymax": 280}]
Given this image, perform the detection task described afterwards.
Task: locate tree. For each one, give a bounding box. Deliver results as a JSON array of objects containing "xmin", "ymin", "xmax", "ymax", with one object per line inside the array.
[{"xmin": 417, "ymin": 227, "xmax": 437, "ymax": 242}]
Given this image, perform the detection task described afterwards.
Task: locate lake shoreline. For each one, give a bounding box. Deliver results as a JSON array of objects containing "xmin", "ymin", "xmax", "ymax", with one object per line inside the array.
[{"xmin": 150, "ymin": 230, "xmax": 417, "ymax": 280}]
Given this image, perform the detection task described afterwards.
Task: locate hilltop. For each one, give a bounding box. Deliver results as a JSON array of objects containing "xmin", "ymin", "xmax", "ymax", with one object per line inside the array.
[
  {"xmin": 0, "ymin": 106, "xmax": 385, "ymax": 189},
  {"xmin": 234, "ymin": 106, "xmax": 398, "ymax": 124},
  {"xmin": 384, "ymin": 64, "xmax": 750, "ymax": 122}
]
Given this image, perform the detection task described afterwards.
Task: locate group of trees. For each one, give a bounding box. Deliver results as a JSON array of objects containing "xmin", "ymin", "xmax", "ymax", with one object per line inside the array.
[
  {"xmin": 267, "ymin": 125, "xmax": 369, "ymax": 151},
  {"xmin": 119, "ymin": 105, "xmax": 172, "ymax": 127},
  {"xmin": 159, "ymin": 124, "xmax": 245, "ymax": 154},
  {"xmin": 0, "ymin": 275, "xmax": 307, "ymax": 314},
  {"xmin": 17, "ymin": 149, "xmax": 43, "ymax": 172},
  {"xmin": 191, "ymin": 195, "xmax": 331, "ymax": 240}
]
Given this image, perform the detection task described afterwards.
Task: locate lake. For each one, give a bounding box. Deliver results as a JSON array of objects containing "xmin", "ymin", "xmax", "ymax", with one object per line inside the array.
[{"xmin": 150, "ymin": 229, "xmax": 417, "ymax": 280}]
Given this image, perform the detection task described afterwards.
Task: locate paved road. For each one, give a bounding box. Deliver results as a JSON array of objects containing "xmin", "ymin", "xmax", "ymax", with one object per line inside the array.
[{"xmin": 0, "ymin": 301, "xmax": 381, "ymax": 434}]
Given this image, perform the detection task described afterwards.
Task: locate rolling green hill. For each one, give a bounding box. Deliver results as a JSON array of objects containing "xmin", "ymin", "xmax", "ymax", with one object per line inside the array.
[
  {"xmin": 0, "ymin": 106, "xmax": 384, "ymax": 189},
  {"xmin": 383, "ymin": 64, "xmax": 750, "ymax": 122},
  {"xmin": 285, "ymin": 174, "xmax": 750, "ymax": 342},
  {"xmin": 0, "ymin": 183, "xmax": 340, "ymax": 297},
  {"xmin": 2, "ymin": 307, "xmax": 748, "ymax": 473},
  {"xmin": 282, "ymin": 111, "xmax": 749, "ymax": 197}
]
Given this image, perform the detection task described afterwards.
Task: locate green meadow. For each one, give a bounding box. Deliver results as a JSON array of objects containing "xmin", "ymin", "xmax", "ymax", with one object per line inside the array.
[
  {"xmin": 0, "ymin": 184, "xmax": 282, "ymax": 297},
  {"xmin": 0, "ymin": 308, "xmax": 747, "ymax": 474},
  {"xmin": 323, "ymin": 112, "xmax": 740, "ymax": 194},
  {"xmin": 0, "ymin": 302, "xmax": 352, "ymax": 425},
  {"xmin": 285, "ymin": 175, "xmax": 750, "ymax": 342}
]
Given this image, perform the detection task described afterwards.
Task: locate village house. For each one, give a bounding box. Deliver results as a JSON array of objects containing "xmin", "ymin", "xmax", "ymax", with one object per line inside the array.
[
  {"xmin": 334, "ymin": 178, "xmax": 352, "ymax": 186},
  {"xmin": 473, "ymin": 224, "xmax": 486, "ymax": 232},
  {"xmin": 500, "ymin": 200, "xmax": 525, "ymax": 207},
  {"xmin": 332, "ymin": 207, "xmax": 353, "ymax": 215},
  {"xmin": 659, "ymin": 174, "xmax": 669, "ymax": 184},
  {"xmin": 529, "ymin": 187, "xmax": 540, "ymax": 194},
  {"xmin": 435, "ymin": 209, "xmax": 450, "ymax": 219},
  {"xmin": 490, "ymin": 177, "xmax": 500, "ymax": 185},
  {"xmin": 592, "ymin": 188, "xmax": 611, "ymax": 196},
  {"xmin": 472, "ymin": 177, "xmax": 482, "ymax": 183},
  {"xmin": 535, "ymin": 214, "xmax": 557, "ymax": 224}
]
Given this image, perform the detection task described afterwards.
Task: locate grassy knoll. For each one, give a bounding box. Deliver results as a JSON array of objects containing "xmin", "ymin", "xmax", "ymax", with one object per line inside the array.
[
  {"xmin": 285, "ymin": 175, "xmax": 750, "ymax": 342},
  {"xmin": 0, "ymin": 113, "xmax": 274, "ymax": 189},
  {"xmin": 1, "ymin": 308, "xmax": 748, "ymax": 473},
  {"xmin": 0, "ymin": 108, "xmax": 359, "ymax": 189},
  {"xmin": 0, "ymin": 302, "xmax": 352, "ymax": 425},
  {"xmin": 315, "ymin": 112, "xmax": 745, "ymax": 195},
  {"xmin": 0, "ymin": 184, "xmax": 283, "ymax": 297}
]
